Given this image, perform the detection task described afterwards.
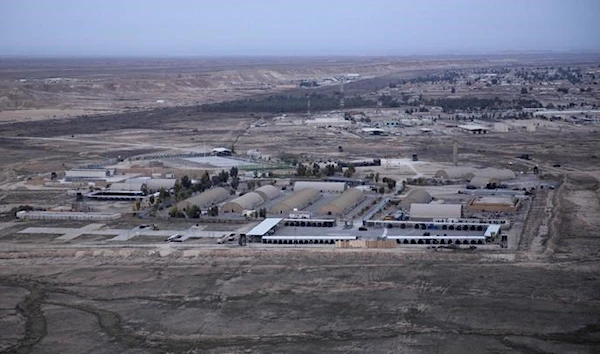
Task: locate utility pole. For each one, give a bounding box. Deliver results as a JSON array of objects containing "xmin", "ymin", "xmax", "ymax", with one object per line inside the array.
[
  {"xmin": 339, "ymin": 77, "xmax": 345, "ymax": 110},
  {"xmin": 453, "ymin": 140, "xmax": 458, "ymax": 166}
]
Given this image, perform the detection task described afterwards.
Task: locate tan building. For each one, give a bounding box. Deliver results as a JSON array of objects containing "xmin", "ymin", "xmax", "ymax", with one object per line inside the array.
[
  {"xmin": 176, "ymin": 187, "xmax": 230, "ymax": 211},
  {"xmin": 270, "ymin": 188, "xmax": 320, "ymax": 215},
  {"xmin": 409, "ymin": 203, "xmax": 462, "ymax": 220},
  {"xmin": 400, "ymin": 188, "xmax": 432, "ymax": 210},
  {"xmin": 222, "ymin": 192, "xmax": 265, "ymax": 213},
  {"xmin": 319, "ymin": 188, "xmax": 364, "ymax": 216}
]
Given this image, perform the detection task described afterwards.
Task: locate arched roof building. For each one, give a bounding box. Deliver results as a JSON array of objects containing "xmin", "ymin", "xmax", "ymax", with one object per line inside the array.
[
  {"xmin": 294, "ymin": 181, "xmax": 346, "ymax": 193},
  {"xmin": 434, "ymin": 168, "xmax": 477, "ymax": 180},
  {"xmin": 269, "ymin": 188, "xmax": 320, "ymax": 215},
  {"xmin": 177, "ymin": 187, "xmax": 230, "ymax": 211},
  {"xmin": 319, "ymin": 188, "xmax": 364, "ymax": 216},
  {"xmin": 400, "ymin": 188, "xmax": 433, "ymax": 209},
  {"xmin": 467, "ymin": 176, "xmax": 502, "ymax": 189},
  {"xmin": 221, "ymin": 192, "xmax": 265, "ymax": 213},
  {"xmin": 254, "ymin": 185, "xmax": 280, "ymax": 200}
]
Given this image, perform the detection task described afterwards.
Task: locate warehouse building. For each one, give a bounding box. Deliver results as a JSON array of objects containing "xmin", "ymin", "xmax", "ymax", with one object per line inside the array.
[
  {"xmin": 65, "ymin": 168, "xmax": 116, "ymax": 181},
  {"xmin": 109, "ymin": 178, "xmax": 176, "ymax": 192},
  {"xmin": 294, "ymin": 181, "xmax": 346, "ymax": 193},
  {"xmin": 177, "ymin": 187, "xmax": 230, "ymax": 211},
  {"xmin": 222, "ymin": 192, "xmax": 265, "ymax": 213},
  {"xmin": 254, "ymin": 185, "xmax": 280, "ymax": 200},
  {"xmin": 270, "ymin": 188, "xmax": 321, "ymax": 215},
  {"xmin": 319, "ymin": 188, "xmax": 364, "ymax": 216},
  {"xmin": 409, "ymin": 203, "xmax": 462, "ymax": 220},
  {"xmin": 400, "ymin": 189, "xmax": 432, "ymax": 210}
]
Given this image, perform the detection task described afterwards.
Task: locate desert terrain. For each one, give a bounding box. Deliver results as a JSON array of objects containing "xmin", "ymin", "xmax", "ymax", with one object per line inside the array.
[{"xmin": 0, "ymin": 55, "xmax": 599, "ymax": 353}]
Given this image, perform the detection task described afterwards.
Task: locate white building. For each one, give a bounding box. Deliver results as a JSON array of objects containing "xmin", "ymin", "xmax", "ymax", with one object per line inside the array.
[
  {"xmin": 16, "ymin": 211, "xmax": 121, "ymax": 221},
  {"xmin": 65, "ymin": 168, "xmax": 116, "ymax": 181}
]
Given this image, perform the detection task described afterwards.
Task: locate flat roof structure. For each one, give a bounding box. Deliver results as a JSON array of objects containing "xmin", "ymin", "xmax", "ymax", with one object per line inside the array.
[
  {"xmin": 85, "ymin": 190, "xmax": 146, "ymax": 200},
  {"xmin": 485, "ymin": 224, "xmax": 501, "ymax": 237},
  {"xmin": 16, "ymin": 211, "xmax": 121, "ymax": 221},
  {"xmin": 409, "ymin": 203, "xmax": 462, "ymax": 220},
  {"xmin": 246, "ymin": 218, "xmax": 284, "ymax": 236},
  {"xmin": 459, "ymin": 124, "xmax": 489, "ymax": 134}
]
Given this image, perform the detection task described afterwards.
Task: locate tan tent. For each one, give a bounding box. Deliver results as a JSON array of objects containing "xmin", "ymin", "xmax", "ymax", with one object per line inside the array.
[
  {"xmin": 270, "ymin": 188, "xmax": 320, "ymax": 214},
  {"xmin": 176, "ymin": 187, "xmax": 230, "ymax": 211},
  {"xmin": 221, "ymin": 192, "xmax": 265, "ymax": 213},
  {"xmin": 319, "ymin": 188, "xmax": 364, "ymax": 216}
]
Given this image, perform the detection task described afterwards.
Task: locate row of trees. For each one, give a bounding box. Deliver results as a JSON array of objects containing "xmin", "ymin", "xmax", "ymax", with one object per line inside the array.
[{"xmin": 173, "ymin": 167, "xmax": 240, "ymax": 202}]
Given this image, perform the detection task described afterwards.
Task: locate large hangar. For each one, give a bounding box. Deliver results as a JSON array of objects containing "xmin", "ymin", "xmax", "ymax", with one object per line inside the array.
[
  {"xmin": 222, "ymin": 192, "xmax": 265, "ymax": 213},
  {"xmin": 400, "ymin": 189, "xmax": 432, "ymax": 209},
  {"xmin": 254, "ymin": 185, "xmax": 280, "ymax": 200},
  {"xmin": 177, "ymin": 187, "xmax": 230, "ymax": 211},
  {"xmin": 294, "ymin": 181, "xmax": 346, "ymax": 193},
  {"xmin": 434, "ymin": 168, "xmax": 476, "ymax": 180},
  {"xmin": 409, "ymin": 203, "xmax": 462, "ymax": 220},
  {"xmin": 270, "ymin": 188, "xmax": 320, "ymax": 214},
  {"xmin": 319, "ymin": 188, "xmax": 364, "ymax": 216}
]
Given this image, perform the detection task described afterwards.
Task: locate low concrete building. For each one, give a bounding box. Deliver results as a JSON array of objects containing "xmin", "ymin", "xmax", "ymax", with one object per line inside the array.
[
  {"xmin": 110, "ymin": 178, "xmax": 176, "ymax": 192},
  {"xmin": 409, "ymin": 203, "xmax": 462, "ymax": 220},
  {"xmin": 319, "ymin": 188, "xmax": 364, "ymax": 216},
  {"xmin": 16, "ymin": 211, "xmax": 121, "ymax": 221},
  {"xmin": 294, "ymin": 181, "xmax": 346, "ymax": 193},
  {"xmin": 65, "ymin": 168, "xmax": 115, "ymax": 181},
  {"xmin": 270, "ymin": 188, "xmax": 320, "ymax": 215}
]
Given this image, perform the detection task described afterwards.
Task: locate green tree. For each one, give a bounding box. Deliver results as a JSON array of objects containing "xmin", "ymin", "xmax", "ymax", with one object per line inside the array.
[
  {"xmin": 343, "ymin": 164, "xmax": 356, "ymax": 177},
  {"xmin": 521, "ymin": 87, "xmax": 528, "ymax": 94},
  {"xmin": 186, "ymin": 205, "xmax": 200, "ymax": 218},
  {"xmin": 296, "ymin": 163, "xmax": 307, "ymax": 176},
  {"xmin": 181, "ymin": 175, "xmax": 192, "ymax": 190},
  {"xmin": 312, "ymin": 163, "xmax": 321, "ymax": 177},
  {"xmin": 231, "ymin": 177, "xmax": 239, "ymax": 190},
  {"xmin": 230, "ymin": 166, "xmax": 239, "ymax": 179},
  {"xmin": 159, "ymin": 187, "xmax": 169, "ymax": 200},
  {"xmin": 169, "ymin": 206, "xmax": 179, "ymax": 218}
]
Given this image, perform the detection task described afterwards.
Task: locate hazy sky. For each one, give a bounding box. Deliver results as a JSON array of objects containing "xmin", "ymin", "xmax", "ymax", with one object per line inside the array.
[{"xmin": 1, "ymin": 0, "xmax": 599, "ymax": 57}]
